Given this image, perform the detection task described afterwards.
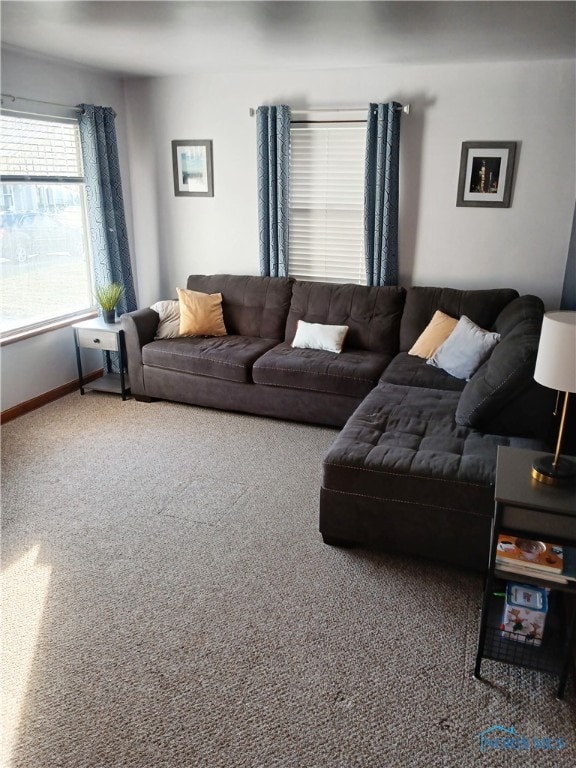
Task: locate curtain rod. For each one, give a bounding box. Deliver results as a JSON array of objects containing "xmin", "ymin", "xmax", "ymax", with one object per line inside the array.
[
  {"xmin": 249, "ymin": 105, "xmax": 410, "ymax": 117},
  {"xmin": 1, "ymin": 93, "xmax": 83, "ymax": 113},
  {"xmin": 0, "ymin": 93, "xmax": 117, "ymax": 118}
]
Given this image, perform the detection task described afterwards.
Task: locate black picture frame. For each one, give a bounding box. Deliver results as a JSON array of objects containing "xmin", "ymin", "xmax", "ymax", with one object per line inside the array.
[
  {"xmin": 172, "ymin": 140, "xmax": 214, "ymax": 197},
  {"xmin": 457, "ymin": 141, "xmax": 517, "ymax": 208}
]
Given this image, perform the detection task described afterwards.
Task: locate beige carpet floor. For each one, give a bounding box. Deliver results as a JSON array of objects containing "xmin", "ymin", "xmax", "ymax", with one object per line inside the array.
[{"xmin": 1, "ymin": 392, "xmax": 575, "ymax": 767}]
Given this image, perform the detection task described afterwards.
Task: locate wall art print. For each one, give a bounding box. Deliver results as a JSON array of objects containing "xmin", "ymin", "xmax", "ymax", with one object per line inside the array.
[
  {"xmin": 457, "ymin": 141, "xmax": 517, "ymax": 208},
  {"xmin": 172, "ymin": 140, "xmax": 214, "ymax": 197}
]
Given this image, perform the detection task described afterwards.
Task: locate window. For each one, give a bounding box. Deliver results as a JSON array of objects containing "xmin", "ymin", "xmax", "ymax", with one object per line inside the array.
[
  {"xmin": 289, "ymin": 122, "xmax": 366, "ymax": 284},
  {"xmin": 0, "ymin": 114, "xmax": 92, "ymax": 336}
]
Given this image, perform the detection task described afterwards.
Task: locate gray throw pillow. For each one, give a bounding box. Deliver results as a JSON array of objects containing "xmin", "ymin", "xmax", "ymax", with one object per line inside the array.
[{"xmin": 427, "ymin": 315, "xmax": 500, "ymax": 380}]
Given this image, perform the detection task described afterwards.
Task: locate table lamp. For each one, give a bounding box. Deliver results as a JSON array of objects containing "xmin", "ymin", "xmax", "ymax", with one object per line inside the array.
[{"xmin": 531, "ymin": 311, "xmax": 576, "ymax": 485}]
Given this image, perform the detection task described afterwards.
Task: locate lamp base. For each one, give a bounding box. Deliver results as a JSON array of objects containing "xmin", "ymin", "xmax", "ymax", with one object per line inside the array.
[{"xmin": 531, "ymin": 454, "xmax": 576, "ymax": 485}]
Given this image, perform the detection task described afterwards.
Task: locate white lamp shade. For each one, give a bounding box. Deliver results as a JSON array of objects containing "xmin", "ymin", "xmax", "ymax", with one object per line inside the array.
[{"xmin": 533, "ymin": 311, "xmax": 576, "ymax": 394}]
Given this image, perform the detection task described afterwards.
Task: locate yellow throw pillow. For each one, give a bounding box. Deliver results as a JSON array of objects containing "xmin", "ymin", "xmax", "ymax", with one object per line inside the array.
[
  {"xmin": 176, "ymin": 288, "xmax": 227, "ymax": 337},
  {"xmin": 408, "ymin": 310, "xmax": 458, "ymax": 359}
]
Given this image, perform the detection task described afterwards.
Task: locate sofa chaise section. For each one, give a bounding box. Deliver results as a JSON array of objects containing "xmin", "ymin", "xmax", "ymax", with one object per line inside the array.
[
  {"xmin": 319, "ymin": 382, "xmax": 542, "ymax": 571},
  {"xmin": 319, "ymin": 289, "xmax": 551, "ymax": 570}
]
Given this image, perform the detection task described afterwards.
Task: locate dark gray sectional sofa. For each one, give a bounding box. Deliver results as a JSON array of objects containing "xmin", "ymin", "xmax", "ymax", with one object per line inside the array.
[{"xmin": 122, "ymin": 274, "xmax": 554, "ymax": 571}]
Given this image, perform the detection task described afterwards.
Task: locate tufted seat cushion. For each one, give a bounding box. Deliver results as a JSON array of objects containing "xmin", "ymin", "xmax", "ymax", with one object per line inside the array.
[
  {"xmin": 379, "ymin": 352, "xmax": 466, "ymax": 392},
  {"xmin": 323, "ymin": 384, "xmax": 502, "ymax": 511},
  {"xmin": 253, "ymin": 342, "xmax": 393, "ymax": 398},
  {"xmin": 142, "ymin": 335, "xmax": 279, "ymax": 383}
]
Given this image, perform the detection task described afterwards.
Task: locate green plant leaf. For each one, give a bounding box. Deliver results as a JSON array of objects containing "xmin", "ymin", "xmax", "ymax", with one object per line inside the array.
[{"xmin": 94, "ymin": 282, "xmax": 125, "ymax": 311}]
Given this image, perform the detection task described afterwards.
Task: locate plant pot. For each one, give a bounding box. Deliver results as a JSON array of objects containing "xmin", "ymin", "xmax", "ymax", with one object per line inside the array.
[{"xmin": 102, "ymin": 309, "xmax": 116, "ymax": 324}]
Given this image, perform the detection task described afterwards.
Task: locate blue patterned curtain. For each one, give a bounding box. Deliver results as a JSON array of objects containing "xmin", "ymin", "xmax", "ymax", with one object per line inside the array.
[
  {"xmin": 256, "ymin": 105, "xmax": 290, "ymax": 277},
  {"xmin": 79, "ymin": 105, "xmax": 136, "ymax": 315},
  {"xmin": 364, "ymin": 102, "xmax": 402, "ymax": 286}
]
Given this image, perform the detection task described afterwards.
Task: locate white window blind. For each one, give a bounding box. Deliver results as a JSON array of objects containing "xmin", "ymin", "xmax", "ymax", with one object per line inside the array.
[
  {"xmin": 1, "ymin": 114, "xmax": 84, "ymax": 180},
  {"xmin": 289, "ymin": 123, "xmax": 366, "ymax": 285}
]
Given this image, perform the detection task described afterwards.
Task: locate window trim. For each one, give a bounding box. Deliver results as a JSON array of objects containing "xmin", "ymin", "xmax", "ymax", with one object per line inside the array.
[{"xmin": 0, "ymin": 309, "xmax": 98, "ymax": 346}]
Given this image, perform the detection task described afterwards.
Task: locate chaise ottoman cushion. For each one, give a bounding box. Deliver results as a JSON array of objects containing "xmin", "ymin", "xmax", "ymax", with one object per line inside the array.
[
  {"xmin": 323, "ymin": 382, "xmax": 541, "ymax": 515},
  {"xmin": 142, "ymin": 335, "xmax": 279, "ymax": 383},
  {"xmin": 252, "ymin": 342, "xmax": 393, "ymax": 398}
]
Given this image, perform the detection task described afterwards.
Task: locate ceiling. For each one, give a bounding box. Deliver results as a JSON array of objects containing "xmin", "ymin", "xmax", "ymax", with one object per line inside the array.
[{"xmin": 1, "ymin": 1, "xmax": 575, "ymax": 77}]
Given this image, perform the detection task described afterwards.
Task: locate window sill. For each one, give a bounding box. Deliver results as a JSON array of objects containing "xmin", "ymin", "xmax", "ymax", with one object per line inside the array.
[{"xmin": 0, "ymin": 311, "xmax": 99, "ymax": 346}]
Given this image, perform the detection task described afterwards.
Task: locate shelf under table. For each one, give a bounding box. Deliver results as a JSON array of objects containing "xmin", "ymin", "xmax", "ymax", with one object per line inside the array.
[
  {"xmin": 481, "ymin": 591, "xmax": 569, "ymax": 677},
  {"xmin": 84, "ymin": 373, "xmax": 130, "ymax": 395}
]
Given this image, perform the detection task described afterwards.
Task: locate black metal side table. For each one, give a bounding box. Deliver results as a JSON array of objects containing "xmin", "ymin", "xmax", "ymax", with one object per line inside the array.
[
  {"xmin": 474, "ymin": 445, "xmax": 576, "ymax": 699},
  {"xmin": 73, "ymin": 317, "xmax": 130, "ymax": 400}
]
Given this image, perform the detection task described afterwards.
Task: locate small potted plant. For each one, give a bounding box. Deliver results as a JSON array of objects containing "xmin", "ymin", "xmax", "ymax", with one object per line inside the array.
[{"xmin": 95, "ymin": 282, "xmax": 125, "ymax": 324}]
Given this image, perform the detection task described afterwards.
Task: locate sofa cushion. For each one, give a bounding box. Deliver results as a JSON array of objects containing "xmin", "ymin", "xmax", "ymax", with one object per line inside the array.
[
  {"xmin": 322, "ymin": 382, "xmax": 542, "ymax": 515},
  {"xmin": 285, "ymin": 281, "xmax": 406, "ymax": 354},
  {"xmin": 379, "ymin": 352, "xmax": 466, "ymax": 392},
  {"xmin": 186, "ymin": 274, "xmax": 293, "ymax": 340},
  {"xmin": 456, "ymin": 295, "xmax": 545, "ymax": 430},
  {"xmin": 252, "ymin": 342, "xmax": 392, "ymax": 397},
  {"xmin": 399, "ymin": 286, "xmax": 518, "ymax": 352},
  {"xmin": 142, "ymin": 336, "xmax": 279, "ymax": 383}
]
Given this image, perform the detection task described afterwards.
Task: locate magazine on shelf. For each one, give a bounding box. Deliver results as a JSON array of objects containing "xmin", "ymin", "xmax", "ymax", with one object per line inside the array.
[
  {"xmin": 495, "ymin": 561, "xmax": 569, "ymax": 584},
  {"xmin": 496, "ymin": 535, "xmax": 564, "ymax": 574}
]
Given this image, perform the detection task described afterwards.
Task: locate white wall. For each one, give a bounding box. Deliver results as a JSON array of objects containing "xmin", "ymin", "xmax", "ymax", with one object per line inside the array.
[
  {"xmin": 0, "ymin": 49, "xmax": 133, "ymax": 412},
  {"xmin": 125, "ymin": 59, "xmax": 575, "ymax": 308},
  {"xmin": 2, "ymin": 50, "xmax": 575, "ymax": 412}
]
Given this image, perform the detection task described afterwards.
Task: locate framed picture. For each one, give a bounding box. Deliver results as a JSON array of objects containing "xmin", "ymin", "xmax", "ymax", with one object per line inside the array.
[
  {"xmin": 172, "ymin": 140, "xmax": 214, "ymax": 197},
  {"xmin": 456, "ymin": 141, "xmax": 517, "ymax": 208}
]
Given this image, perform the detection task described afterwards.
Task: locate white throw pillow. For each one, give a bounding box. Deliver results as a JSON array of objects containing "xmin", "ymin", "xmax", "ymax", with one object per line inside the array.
[
  {"xmin": 291, "ymin": 320, "xmax": 349, "ymax": 354},
  {"xmin": 427, "ymin": 315, "xmax": 500, "ymax": 380},
  {"xmin": 151, "ymin": 299, "xmax": 181, "ymax": 339}
]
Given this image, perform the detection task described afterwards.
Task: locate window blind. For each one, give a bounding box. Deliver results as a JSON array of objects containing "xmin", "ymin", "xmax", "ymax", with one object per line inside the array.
[
  {"xmin": 289, "ymin": 123, "xmax": 366, "ymax": 285},
  {"xmin": 0, "ymin": 114, "xmax": 83, "ymax": 180}
]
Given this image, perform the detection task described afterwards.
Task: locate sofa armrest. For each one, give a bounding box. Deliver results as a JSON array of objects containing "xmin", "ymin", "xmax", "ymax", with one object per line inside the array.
[{"xmin": 121, "ymin": 308, "xmax": 159, "ymax": 396}]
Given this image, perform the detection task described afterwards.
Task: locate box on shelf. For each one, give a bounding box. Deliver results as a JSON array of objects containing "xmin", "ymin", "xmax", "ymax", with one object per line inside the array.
[{"xmin": 500, "ymin": 582, "xmax": 548, "ymax": 647}]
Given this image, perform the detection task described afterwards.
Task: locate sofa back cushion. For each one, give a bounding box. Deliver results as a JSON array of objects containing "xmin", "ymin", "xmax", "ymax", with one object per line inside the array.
[
  {"xmin": 399, "ymin": 286, "xmax": 519, "ymax": 352},
  {"xmin": 186, "ymin": 274, "xmax": 294, "ymax": 339},
  {"xmin": 284, "ymin": 281, "xmax": 406, "ymax": 354},
  {"xmin": 455, "ymin": 295, "xmax": 548, "ymax": 436}
]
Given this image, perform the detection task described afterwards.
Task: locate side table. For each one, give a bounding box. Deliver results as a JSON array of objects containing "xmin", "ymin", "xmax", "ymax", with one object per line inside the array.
[
  {"xmin": 73, "ymin": 317, "xmax": 130, "ymax": 400},
  {"xmin": 474, "ymin": 445, "xmax": 576, "ymax": 699}
]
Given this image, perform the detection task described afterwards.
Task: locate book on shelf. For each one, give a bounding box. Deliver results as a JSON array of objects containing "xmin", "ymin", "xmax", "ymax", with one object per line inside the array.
[
  {"xmin": 496, "ymin": 535, "xmax": 563, "ymax": 574},
  {"xmin": 495, "ymin": 539, "xmax": 576, "ymax": 584}
]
